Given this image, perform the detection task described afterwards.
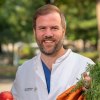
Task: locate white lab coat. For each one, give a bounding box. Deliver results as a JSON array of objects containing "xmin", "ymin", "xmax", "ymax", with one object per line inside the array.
[{"xmin": 11, "ymin": 49, "xmax": 94, "ymax": 100}]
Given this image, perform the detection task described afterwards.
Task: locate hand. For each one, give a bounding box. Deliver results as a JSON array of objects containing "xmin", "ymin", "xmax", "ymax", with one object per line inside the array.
[{"xmin": 82, "ymin": 72, "xmax": 91, "ymax": 91}]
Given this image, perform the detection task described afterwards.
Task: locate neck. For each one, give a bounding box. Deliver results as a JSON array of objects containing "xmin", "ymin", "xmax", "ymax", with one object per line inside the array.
[{"xmin": 41, "ymin": 47, "xmax": 66, "ymax": 70}]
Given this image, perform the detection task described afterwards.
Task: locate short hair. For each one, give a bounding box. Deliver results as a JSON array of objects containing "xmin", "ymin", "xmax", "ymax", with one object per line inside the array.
[{"xmin": 33, "ymin": 4, "xmax": 66, "ymax": 30}]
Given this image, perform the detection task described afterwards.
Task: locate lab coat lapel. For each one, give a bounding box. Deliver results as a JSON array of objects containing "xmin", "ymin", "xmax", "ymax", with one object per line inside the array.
[
  {"xmin": 34, "ymin": 54, "xmax": 47, "ymax": 87},
  {"xmin": 34, "ymin": 54, "xmax": 48, "ymax": 100}
]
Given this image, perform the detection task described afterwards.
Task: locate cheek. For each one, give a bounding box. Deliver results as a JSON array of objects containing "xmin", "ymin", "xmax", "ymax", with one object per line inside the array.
[
  {"xmin": 56, "ymin": 32, "xmax": 65, "ymax": 39},
  {"xmin": 35, "ymin": 33, "xmax": 42, "ymax": 42},
  {"xmin": 35, "ymin": 30, "xmax": 42, "ymax": 38}
]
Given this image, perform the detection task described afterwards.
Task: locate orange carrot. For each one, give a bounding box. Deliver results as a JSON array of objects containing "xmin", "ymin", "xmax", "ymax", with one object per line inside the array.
[
  {"xmin": 64, "ymin": 87, "xmax": 82, "ymax": 100},
  {"xmin": 57, "ymin": 85, "xmax": 85, "ymax": 100},
  {"xmin": 57, "ymin": 85, "xmax": 75, "ymax": 100},
  {"xmin": 78, "ymin": 95, "xmax": 84, "ymax": 100}
]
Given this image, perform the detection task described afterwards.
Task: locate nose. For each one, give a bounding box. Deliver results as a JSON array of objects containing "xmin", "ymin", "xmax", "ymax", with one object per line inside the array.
[{"xmin": 44, "ymin": 28, "xmax": 54, "ymax": 37}]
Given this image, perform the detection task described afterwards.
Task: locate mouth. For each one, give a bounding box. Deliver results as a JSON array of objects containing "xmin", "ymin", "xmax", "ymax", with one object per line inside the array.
[
  {"xmin": 41, "ymin": 38, "xmax": 56, "ymax": 48},
  {"xmin": 43, "ymin": 40, "xmax": 53, "ymax": 46},
  {"xmin": 44, "ymin": 40, "xmax": 54, "ymax": 43},
  {"xmin": 43, "ymin": 39, "xmax": 56, "ymax": 44}
]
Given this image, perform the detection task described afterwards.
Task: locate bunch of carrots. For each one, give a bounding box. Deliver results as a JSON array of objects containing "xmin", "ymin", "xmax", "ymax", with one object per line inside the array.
[
  {"xmin": 57, "ymin": 63, "xmax": 100, "ymax": 100},
  {"xmin": 57, "ymin": 85, "xmax": 85, "ymax": 100},
  {"xmin": 57, "ymin": 69, "xmax": 90, "ymax": 100}
]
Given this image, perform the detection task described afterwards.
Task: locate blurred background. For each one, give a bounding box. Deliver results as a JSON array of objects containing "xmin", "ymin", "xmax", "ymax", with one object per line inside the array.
[{"xmin": 0, "ymin": 0, "xmax": 100, "ymax": 92}]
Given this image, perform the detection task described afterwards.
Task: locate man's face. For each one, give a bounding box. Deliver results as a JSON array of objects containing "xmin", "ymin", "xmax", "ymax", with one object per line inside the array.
[{"xmin": 34, "ymin": 12, "xmax": 65, "ymax": 55}]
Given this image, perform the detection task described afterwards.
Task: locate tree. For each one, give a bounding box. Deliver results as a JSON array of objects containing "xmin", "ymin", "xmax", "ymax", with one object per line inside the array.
[
  {"xmin": 96, "ymin": 0, "xmax": 100, "ymax": 60},
  {"xmin": 0, "ymin": 0, "xmax": 98, "ymax": 55},
  {"xmin": 0, "ymin": 0, "xmax": 45, "ymax": 48},
  {"xmin": 45, "ymin": 0, "xmax": 56, "ymax": 4},
  {"xmin": 54, "ymin": 0, "xmax": 97, "ymax": 51}
]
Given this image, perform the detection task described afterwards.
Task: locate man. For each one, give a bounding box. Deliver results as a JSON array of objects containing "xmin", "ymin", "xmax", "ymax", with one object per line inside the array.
[{"xmin": 11, "ymin": 4, "xmax": 94, "ymax": 100}]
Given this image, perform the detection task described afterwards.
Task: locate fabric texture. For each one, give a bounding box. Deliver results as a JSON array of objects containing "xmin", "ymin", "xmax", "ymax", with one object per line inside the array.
[{"xmin": 11, "ymin": 49, "xmax": 94, "ymax": 100}]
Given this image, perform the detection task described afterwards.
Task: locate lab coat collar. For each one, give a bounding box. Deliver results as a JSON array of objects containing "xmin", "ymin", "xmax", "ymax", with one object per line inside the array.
[
  {"xmin": 51, "ymin": 49, "xmax": 72, "ymax": 72},
  {"xmin": 55, "ymin": 49, "xmax": 71, "ymax": 63}
]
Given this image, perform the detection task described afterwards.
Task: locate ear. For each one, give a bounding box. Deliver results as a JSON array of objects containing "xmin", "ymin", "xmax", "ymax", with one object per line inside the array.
[
  {"xmin": 33, "ymin": 29, "xmax": 36, "ymax": 39},
  {"xmin": 33, "ymin": 28, "xmax": 36, "ymax": 34},
  {"xmin": 63, "ymin": 28, "xmax": 66, "ymax": 35},
  {"xmin": 33, "ymin": 28, "xmax": 35, "ymax": 34}
]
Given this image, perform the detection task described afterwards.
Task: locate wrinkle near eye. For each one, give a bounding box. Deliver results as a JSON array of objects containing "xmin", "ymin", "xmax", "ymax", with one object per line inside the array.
[
  {"xmin": 37, "ymin": 26, "xmax": 46, "ymax": 30},
  {"xmin": 51, "ymin": 26, "xmax": 59, "ymax": 30}
]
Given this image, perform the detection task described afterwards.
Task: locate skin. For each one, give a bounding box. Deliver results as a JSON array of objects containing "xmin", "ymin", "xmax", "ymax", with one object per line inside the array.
[
  {"xmin": 34, "ymin": 12, "xmax": 66, "ymax": 70},
  {"xmin": 82, "ymin": 72, "xmax": 91, "ymax": 91}
]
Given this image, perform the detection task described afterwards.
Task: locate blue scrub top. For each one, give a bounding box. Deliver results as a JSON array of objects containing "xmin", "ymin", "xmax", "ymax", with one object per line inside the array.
[{"xmin": 41, "ymin": 60, "xmax": 51, "ymax": 93}]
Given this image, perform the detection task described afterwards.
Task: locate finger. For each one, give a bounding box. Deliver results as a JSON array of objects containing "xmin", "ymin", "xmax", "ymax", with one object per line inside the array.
[
  {"xmin": 82, "ymin": 72, "xmax": 91, "ymax": 90},
  {"xmin": 82, "ymin": 72, "xmax": 89, "ymax": 79}
]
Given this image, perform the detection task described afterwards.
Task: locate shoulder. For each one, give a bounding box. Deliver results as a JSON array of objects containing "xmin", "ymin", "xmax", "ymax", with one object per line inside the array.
[
  {"xmin": 70, "ymin": 50, "xmax": 94, "ymax": 64},
  {"xmin": 16, "ymin": 54, "xmax": 40, "ymax": 75}
]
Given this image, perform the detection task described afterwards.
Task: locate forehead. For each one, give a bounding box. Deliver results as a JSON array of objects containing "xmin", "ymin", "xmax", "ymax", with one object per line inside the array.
[{"xmin": 36, "ymin": 12, "xmax": 61, "ymax": 26}]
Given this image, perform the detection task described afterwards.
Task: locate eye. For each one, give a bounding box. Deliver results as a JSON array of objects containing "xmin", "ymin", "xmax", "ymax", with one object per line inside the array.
[
  {"xmin": 38, "ymin": 26, "xmax": 46, "ymax": 31},
  {"xmin": 51, "ymin": 26, "xmax": 59, "ymax": 31}
]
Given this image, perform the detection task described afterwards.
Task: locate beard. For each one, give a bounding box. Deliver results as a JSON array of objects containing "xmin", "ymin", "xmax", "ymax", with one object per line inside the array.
[{"xmin": 36, "ymin": 36, "xmax": 64, "ymax": 56}]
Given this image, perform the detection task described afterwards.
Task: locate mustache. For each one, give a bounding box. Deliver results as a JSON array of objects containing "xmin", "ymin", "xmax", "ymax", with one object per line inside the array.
[{"xmin": 43, "ymin": 36, "xmax": 55, "ymax": 41}]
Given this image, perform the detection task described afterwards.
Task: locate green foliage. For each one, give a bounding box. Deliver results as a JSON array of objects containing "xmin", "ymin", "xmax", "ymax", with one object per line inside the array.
[
  {"xmin": 55, "ymin": 0, "xmax": 97, "ymax": 43},
  {"xmin": 18, "ymin": 44, "xmax": 35, "ymax": 59},
  {"xmin": 80, "ymin": 52, "xmax": 98, "ymax": 61},
  {"xmin": 0, "ymin": 0, "xmax": 97, "ymax": 44},
  {"xmin": 0, "ymin": 0, "xmax": 98, "ymax": 54},
  {"xmin": 74, "ymin": 63, "xmax": 100, "ymax": 100},
  {"xmin": 0, "ymin": 0, "xmax": 45, "ymax": 44},
  {"xmin": 85, "ymin": 63, "xmax": 100, "ymax": 100},
  {"xmin": 18, "ymin": 59, "xmax": 28, "ymax": 65},
  {"xmin": 0, "ymin": 0, "xmax": 6, "ymax": 6}
]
